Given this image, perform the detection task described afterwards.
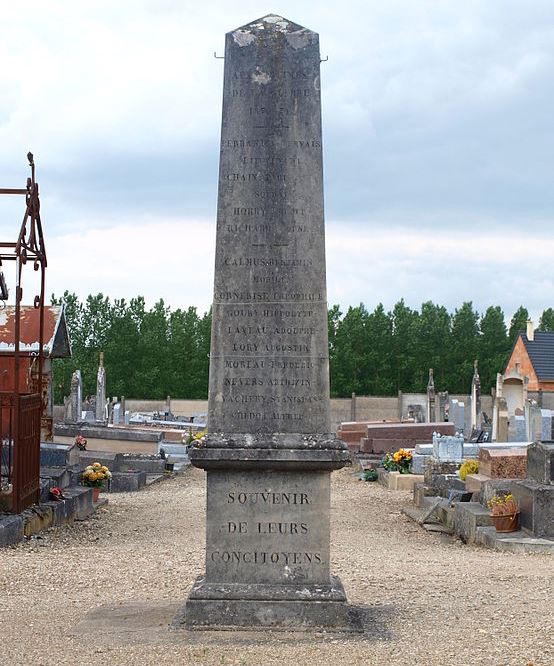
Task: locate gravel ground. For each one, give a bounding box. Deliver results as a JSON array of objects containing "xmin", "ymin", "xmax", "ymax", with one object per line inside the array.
[{"xmin": 1, "ymin": 466, "xmax": 552, "ymax": 666}]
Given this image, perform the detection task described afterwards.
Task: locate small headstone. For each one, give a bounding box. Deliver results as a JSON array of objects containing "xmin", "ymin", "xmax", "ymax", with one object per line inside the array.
[
  {"xmin": 540, "ymin": 409, "xmax": 552, "ymax": 442},
  {"xmin": 411, "ymin": 452, "xmax": 429, "ymax": 475},
  {"xmin": 526, "ymin": 441, "xmax": 554, "ymax": 485},
  {"xmin": 470, "ymin": 360, "xmax": 481, "ymax": 430},
  {"xmin": 68, "ymin": 369, "xmax": 83, "ymax": 423},
  {"xmin": 96, "ymin": 352, "xmax": 107, "ymax": 423},
  {"xmin": 515, "ymin": 415, "xmax": 526, "ymax": 442},
  {"xmin": 112, "ymin": 404, "xmax": 121, "ymax": 425},
  {"xmin": 432, "ymin": 432, "xmax": 464, "ymax": 463}
]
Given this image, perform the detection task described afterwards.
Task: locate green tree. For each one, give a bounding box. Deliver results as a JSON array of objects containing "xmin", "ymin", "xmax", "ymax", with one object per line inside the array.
[
  {"xmin": 538, "ymin": 308, "xmax": 554, "ymax": 331},
  {"xmin": 390, "ymin": 299, "xmax": 419, "ymax": 392},
  {"xmin": 479, "ymin": 306, "xmax": 509, "ymax": 392},
  {"xmin": 413, "ymin": 301, "xmax": 451, "ymax": 391},
  {"xmin": 365, "ymin": 304, "xmax": 394, "ymax": 395},
  {"xmin": 509, "ymin": 306, "xmax": 529, "ymax": 342},
  {"xmin": 332, "ymin": 304, "xmax": 371, "ymax": 396},
  {"xmin": 328, "ymin": 304, "xmax": 342, "ymax": 396},
  {"xmin": 449, "ymin": 301, "xmax": 480, "ymax": 393}
]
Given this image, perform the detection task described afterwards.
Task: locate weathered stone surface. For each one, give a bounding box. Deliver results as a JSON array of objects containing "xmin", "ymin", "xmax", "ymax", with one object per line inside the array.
[
  {"xmin": 423, "ymin": 460, "xmax": 460, "ymax": 485},
  {"xmin": 526, "ymin": 441, "xmax": 554, "ymax": 485},
  {"xmin": 464, "ymin": 473, "xmax": 491, "ymax": 494},
  {"xmin": 432, "ymin": 433, "xmax": 463, "ymax": 462},
  {"xmin": 478, "ymin": 447, "xmax": 527, "ymax": 479},
  {"xmin": 109, "ymin": 471, "xmax": 147, "ymax": 493},
  {"xmin": 182, "ymin": 575, "xmax": 353, "ymax": 631},
  {"xmin": 0, "ymin": 514, "xmax": 24, "ymax": 548},
  {"xmin": 512, "ymin": 480, "xmax": 554, "ymax": 538},
  {"xmin": 78, "ymin": 450, "xmax": 123, "ymax": 471},
  {"xmin": 454, "ymin": 502, "xmax": 493, "ymax": 543},
  {"xmin": 182, "ymin": 14, "xmax": 352, "ymax": 631},
  {"xmin": 40, "ymin": 442, "xmax": 78, "ymax": 467},
  {"xmin": 207, "ymin": 14, "xmax": 330, "ymax": 437},
  {"xmin": 411, "ymin": 452, "xmax": 430, "ymax": 475},
  {"xmin": 205, "ymin": 469, "xmax": 329, "ymax": 585}
]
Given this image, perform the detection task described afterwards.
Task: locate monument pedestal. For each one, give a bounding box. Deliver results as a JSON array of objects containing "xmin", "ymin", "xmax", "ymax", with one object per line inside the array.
[
  {"xmin": 182, "ymin": 575, "xmax": 351, "ymax": 631},
  {"xmin": 176, "ymin": 440, "xmax": 355, "ymax": 631}
]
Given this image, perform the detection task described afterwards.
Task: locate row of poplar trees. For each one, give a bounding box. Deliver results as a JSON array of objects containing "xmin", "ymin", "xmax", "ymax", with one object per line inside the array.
[{"xmin": 51, "ymin": 292, "xmax": 554, "ymax": 404}]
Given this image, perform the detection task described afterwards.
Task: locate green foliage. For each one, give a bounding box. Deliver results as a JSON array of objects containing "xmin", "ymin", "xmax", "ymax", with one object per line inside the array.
[
  {"xmin": 51, "ymin": 292, "xmax": 211, "ymax": 403},
  {"xmin": 51, "ymin": 293, "xmax": 526, "ymax": 402},
  {"xmin": 538, "ymin": 308, "xmax": 554, "ymax": 331},
  {"xmin": 509, "ymin": 306, "xmax": 529, "ymax": 342}
]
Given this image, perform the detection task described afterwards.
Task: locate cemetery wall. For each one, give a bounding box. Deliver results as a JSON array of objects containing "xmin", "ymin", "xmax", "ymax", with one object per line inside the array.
[{"xmin": 54, "ymin": 394, "xmax": 492, "ymax": 432}]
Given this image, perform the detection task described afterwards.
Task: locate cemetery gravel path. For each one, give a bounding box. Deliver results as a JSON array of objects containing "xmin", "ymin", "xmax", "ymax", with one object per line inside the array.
[{"xmin": 1, "ymin": 466, "xmax": 552, "ymax": 666}]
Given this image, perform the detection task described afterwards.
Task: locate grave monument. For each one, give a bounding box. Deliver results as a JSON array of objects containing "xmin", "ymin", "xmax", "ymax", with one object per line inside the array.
[
  {"xmin": 178, "ymin": 14, "xmax": 352, "ymax": 631},
  {"xmin": 95, "ymin": 351, "xmax": 107, "ymax": 423}
]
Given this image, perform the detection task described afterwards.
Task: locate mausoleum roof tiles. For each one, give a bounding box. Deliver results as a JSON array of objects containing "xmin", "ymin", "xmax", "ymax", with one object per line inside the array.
[
  {"xmin": 0, "ymin": 304, "xmax": 71, "ymax": 357},
  {"xmin": 521, "ymin": 331, "xmax": 554, "ymax": 380}
]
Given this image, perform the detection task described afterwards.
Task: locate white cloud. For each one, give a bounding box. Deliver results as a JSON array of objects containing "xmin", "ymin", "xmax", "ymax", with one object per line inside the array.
[
  {"xmin": 46, "ymin": 216, "xmax": 215, "ymax": 311},
  {"xmin": 1, "ymin": 1, "xmax": 553, "ymax": 320}
]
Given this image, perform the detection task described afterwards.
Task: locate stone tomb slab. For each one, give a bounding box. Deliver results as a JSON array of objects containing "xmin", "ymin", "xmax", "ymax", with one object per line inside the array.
[{"xmin": 478, "ymin": 447, "xmax": 527, "ymax": 479}]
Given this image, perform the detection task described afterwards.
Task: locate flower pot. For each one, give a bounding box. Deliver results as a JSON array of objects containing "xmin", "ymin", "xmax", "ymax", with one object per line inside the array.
[
  {"xmin": 492, "ymin": 512, "xmax": 519, "ymax": 533},
  {"xmin": 92, "ymin": 487, "xmax": 100, "ymax": 502}
]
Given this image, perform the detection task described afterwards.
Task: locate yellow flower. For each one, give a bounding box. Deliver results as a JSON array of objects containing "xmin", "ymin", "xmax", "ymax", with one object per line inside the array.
[
  {"xmin": 101, "ymin": 466, "xmax": 109, "ymax": 473},
  {"xmin": 92, "ymin": 462, "xmax": 102, "ymax": 469}
]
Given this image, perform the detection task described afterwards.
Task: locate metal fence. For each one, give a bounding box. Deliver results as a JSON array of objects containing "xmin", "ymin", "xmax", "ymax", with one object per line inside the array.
[{"xmin": 0, "ymin": 392, "xmax": 42, "ymax": 513}]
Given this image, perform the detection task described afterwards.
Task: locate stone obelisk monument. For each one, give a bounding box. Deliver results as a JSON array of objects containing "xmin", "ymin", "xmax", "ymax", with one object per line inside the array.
[{"xmin": 180, "ymin": 14, "xmax": 352, "ymax": 631}]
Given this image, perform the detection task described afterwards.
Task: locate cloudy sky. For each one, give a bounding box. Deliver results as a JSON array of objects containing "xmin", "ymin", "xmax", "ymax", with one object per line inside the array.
[{"xmin": 1, "ymin": 0, "xmax": 553, "ymax": 321}]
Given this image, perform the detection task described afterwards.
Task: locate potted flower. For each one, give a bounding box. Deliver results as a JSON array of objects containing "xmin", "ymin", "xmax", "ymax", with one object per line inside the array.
[
  {"xmin": 382, "ymin": 448, "xmax": 412, "ymax": 474},
  {"xmin": 487, "ymin": 493, "xmax": 519, "ymax": 533},
  {"xmin": 75, "ymin": 435, "xmax": 87, "ymax": 451},
  {"xmin": 82, "ymin": 462, "xmax": 112, "ymax": 502}
]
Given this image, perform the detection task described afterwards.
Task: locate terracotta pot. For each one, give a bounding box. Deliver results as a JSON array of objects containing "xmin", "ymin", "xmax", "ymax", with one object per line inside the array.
[
  {"xmin": 92, "ymin": 487, "xmax": 100, "ymax": 502},
  {"xmin": 492, "ymin": 512, "xmax": 519, "ymax": 533}
]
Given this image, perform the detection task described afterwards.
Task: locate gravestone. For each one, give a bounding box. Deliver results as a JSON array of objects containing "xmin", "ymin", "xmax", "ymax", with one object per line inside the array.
[
  {"xmin": 515, "ymin": 414, "xmax": 526, "ymax": 442},
  {"xmin": 67, "ymin": 369, "xmax": 82, "ymax": 423},
  {"xmin": 526, "ymin": 441, "xmax": 554, "ymax": 485},
  {"xmin": 432, "ymin": 432, "xmax": 464, "ymax": 463},
  {"xmin": 96, "ymin": 352, "xmax": 107, "ymax": 423},
  {"xmin": 178, "ymin": 15, "xmax": 352, "ymax": 632},
  {"xmin": 426, "ymin": 368, "xmax": 435, "ymax": 423},
  {"xmin": 470, "ymin": 360, "xmax": 481, "ymax": 430},
  {"xmin": 540, "ymin": 409, "xmax": 552, "ymax": 442}
]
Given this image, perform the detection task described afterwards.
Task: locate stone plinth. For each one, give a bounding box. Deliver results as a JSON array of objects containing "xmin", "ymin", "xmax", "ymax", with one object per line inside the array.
[
  {"xmin": 478, "ymin": 447, "xmax": 527, "ymax": 479},
  {"xmin": 464, "ymin": 473, "xmax": 491, "ymax": 494},
  {"xmin": 184, "ymin": 444, "xmax": 352, "ymax": 630},
  {"xmin": 526, "ymin": 441, "xmax": 554, "ymax": 485}
]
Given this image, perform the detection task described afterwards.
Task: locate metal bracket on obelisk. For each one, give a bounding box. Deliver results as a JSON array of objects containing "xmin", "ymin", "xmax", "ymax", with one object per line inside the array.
[{"xmin": 175, "ymin": 14, "xmax": 356, "ymax": 632}]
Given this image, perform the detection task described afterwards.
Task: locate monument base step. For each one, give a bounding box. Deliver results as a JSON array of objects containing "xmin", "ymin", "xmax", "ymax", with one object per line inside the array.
[{"xmin": 176, "ymin": 575, "xmax": 360, "ymax": 632}]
